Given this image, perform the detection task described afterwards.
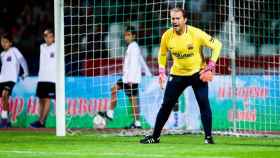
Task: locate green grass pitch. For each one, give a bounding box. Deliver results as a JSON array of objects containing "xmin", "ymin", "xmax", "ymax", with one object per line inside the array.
[{"xmin": 0, "ymin": 131, "xmax": 279, "ymax": 158}]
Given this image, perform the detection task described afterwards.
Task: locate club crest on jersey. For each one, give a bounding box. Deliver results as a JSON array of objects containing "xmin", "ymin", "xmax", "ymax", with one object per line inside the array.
[
  {"xmin": 6, "ymin": 56, "xmax": 12, "ymax": 62},
  {"xmin": 187, "ymin": 43, "xmax": 194, "ymax": 50},
  {"xmin": 50, "ymin": 52, "xmax": 55, "ymax": 58}
]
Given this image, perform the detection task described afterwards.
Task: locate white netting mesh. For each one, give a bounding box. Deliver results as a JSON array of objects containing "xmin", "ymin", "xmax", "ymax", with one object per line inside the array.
[{"xmin": 63, "ymin": 0, "xmax": 280, "ymax": 136}]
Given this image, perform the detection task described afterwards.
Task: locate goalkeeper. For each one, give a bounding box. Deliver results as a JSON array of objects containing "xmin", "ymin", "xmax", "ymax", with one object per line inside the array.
[{"xmin": 140, "ymin": 7, "xmax": 222, "ymax": 144}]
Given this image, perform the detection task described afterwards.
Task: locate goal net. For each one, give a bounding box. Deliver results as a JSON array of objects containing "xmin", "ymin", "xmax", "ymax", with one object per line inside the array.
[{"xmin": 61, "ymin": 0, "xmax": 280, "ymax": 136}]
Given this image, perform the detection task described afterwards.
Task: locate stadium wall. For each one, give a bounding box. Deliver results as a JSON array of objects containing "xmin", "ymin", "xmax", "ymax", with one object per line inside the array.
[{"xmin": 0, "ymin": 76, "xmax": 279, "ymax": 131}]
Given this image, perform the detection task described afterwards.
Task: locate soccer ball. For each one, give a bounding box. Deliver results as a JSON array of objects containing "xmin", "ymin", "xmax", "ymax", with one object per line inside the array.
[{"xmin": 93, "ymin": 114, "xmax": 106, "ymax": 129}]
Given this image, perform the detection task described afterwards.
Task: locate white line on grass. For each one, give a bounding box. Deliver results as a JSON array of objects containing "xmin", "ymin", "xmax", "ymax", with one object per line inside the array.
[{"xmin": 0, "ymin": 150, "xmax": 234, "ymax": 158}]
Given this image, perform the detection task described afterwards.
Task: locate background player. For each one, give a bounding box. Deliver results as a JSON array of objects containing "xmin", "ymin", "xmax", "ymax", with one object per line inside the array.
[
  {"xmin": 0, "ymin": 33, "xmax": 29, "ymax": 128},
  {"xmin": 99, "ymin": 26, "xmax": 151, "ymax": 129},
  {"xmin": 30, "ymin": 28, "xmax": 56, "ymax": 128}
]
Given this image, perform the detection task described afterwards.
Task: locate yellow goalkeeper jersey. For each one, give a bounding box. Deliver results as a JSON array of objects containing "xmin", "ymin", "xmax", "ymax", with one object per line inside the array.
[{"xmin": 158, "ymin": 25, "xmax": 222, "ymax": 76}]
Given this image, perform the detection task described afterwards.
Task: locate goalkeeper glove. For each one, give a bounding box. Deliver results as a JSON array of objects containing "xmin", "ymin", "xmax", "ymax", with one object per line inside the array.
[{"xmin": 199, "ymin": 60, "xmax": 215, "ymax": 82}]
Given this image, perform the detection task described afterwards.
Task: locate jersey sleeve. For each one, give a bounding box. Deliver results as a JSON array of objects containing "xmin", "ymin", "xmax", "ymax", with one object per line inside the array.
[
  {"xmin": 14, "ymin": 48, "xmax": 24, "ymax": 59},
  {"xmin": 198, "ymin": 29, "xmax": 222, "ymax": 62},
  {"xmin": 158, "ymin": 31, "xmax": 169, "ymax": 68},
  {"xmin": 38, "ymin": 44, "xmax": 43, "ymax": 73},
  {"xmin": 40, "ymin": 44, "xmax": 43, "ymax": 54},
  {"xmin": 14, "ymin": 48, "xmax": 29, "ymax": 75}
]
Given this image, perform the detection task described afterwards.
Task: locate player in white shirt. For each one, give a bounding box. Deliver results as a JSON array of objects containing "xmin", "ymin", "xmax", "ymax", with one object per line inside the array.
[
  {"xmin": 99, "ymin": 26, "xmax": 152, "ymax": 128},
  {"xmin": 0, "ymin": 33, "xmax": 29, "ymax": 128},
  {"xmin": 30, "ymin": 29, "xmax": 56, "ymax": 128}
]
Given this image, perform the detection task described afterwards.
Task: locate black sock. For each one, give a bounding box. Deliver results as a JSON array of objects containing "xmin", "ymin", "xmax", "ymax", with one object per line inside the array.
[{"xmin": 201, "ymin": 112, "xmax": 212, "ymax": 138}]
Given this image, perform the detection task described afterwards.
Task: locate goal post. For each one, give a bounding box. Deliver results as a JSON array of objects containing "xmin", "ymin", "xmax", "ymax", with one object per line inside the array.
[{"xmin": 54, "ymin": 0, "xmax": 66, "ymax": 136}]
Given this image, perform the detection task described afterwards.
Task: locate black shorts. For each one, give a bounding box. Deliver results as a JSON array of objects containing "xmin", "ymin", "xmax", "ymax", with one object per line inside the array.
[
  {"xmin": 0, "ymin": 81, "xmax": 15, "ymax": 96},
  {"xmin": 36, "ymin": 82, "xmax": 56, "ymax": 99},
  {"xmin": 116, "ymin": 79, "xmax": 138, "ymax": 97}
]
